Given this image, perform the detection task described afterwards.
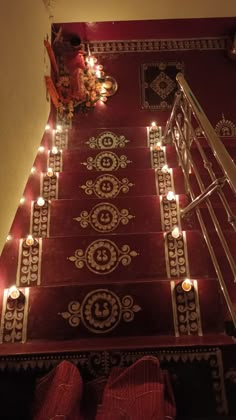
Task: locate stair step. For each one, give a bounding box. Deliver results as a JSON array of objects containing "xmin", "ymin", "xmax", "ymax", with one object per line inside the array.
[
  {"xmin": 34, "ymin": 146, "xmax": 179, "ymax": 172},
  {"xmin": 67, "ymin": 126, "xmax": 154, "ymax": 149},
  {"xmin": 0, "ymin": 231, "xmax": 216, "ymax": 288},
  {"xmin": 0, "ymin": 279, "xmax": 226, "ymax": 347},
  {"xmin": 12, "ymin": 195, "xmax": 196, "ymax": 238},
  {"xmin": 24, "ymin": 167, "xmax": 187, "ymax": 200}
]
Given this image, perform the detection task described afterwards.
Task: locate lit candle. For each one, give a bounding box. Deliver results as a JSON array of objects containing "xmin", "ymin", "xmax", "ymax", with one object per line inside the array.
[
  {"xmin": 166, "ymin": 191, "xmax": 175, "ymax": 201},
  {"xmin": 171, "ymin": 226, "xmax": 181, "ymax": 239},
  {"xmin": 37, "ymin": 197, "xmax": 45, "ymax": 207},
  {"xmin": 26, "ymin": 235, "xmax": 34, "ymax": 246},
  {"xmin": 47, "ymin": 167, "xmax": 54, "ymax": 177},
  {"xmin": 8, "ymin": 286, "xmax": 20, "ymax": 300},
  {"xmin": 181, "ymin": 279, "xmax": 192, "ymax": 292},
  {"xmin": 52, "ymin": 146, "xmax": 58, "ymax": 154}
]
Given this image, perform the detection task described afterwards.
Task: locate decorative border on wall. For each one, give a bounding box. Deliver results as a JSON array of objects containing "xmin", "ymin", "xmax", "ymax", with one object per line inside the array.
[
  {"xmin": 41, "ymin": 173, "xmax": 59, "ymax": 200},
  {"xmin": 86, "ymin": 37, "xmax": 227, "ymax": 54},
  {"xmin": 215, "ymin": 114, "xmax": 236, "ymax": 137},
  {"xmin": 0, "ymin": 347, "xmax": 228, "ymax": 414},
  {"xmin": 16, "ymin": 238, "xmax": 42, "ymax": 286},
  {"xmin": 30, "ymin": 200, "xmax": 51, "ymax": 238},
  {"xmin": 164, "ymin": 231, "xmax": 190, "ymax": 278},
  {"xmin": 171, "ymin": 280, "xmax": 202, "ymax": 337},
  {"xmin": 0, "ymin": 288, "xmax": 29, "ymax": 344}
]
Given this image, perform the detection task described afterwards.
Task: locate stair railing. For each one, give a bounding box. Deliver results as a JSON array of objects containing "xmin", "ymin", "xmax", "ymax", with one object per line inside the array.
[{"xmin": 163, "ymin": 72, "xmax": 236, "ymax": 328}]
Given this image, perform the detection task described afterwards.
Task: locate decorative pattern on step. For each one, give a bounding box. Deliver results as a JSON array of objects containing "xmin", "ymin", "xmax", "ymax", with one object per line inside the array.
[
  {"xmin": 41, "ymin": 173, "xmax": 58, "ymax": 200},
  {"xmin": 85, "ymin": 131, "xmax": 130, "ymax": 149},
  {"xmin": 81, "ymin": 151, "xmax": 132, "ymax": 171},
  {"xmin": 30, "ymin": 200, "xmax": 50, "ymax": 237},
  {"xmin": 16, "ymin": 238, "xmax": 42, "ymax": 286},
  {"xmin": 53, "ymin": 130, "xmax": 68, "ymax": 150},
  {"xmin": 164, "ymin": 231, "xmax": 190, "ymax": 278},
  {"xmin": 48, "ymin": 150, "xmax": 62, "ymax": 172},
  {"xmin": 151, "ymin": 147, "xmax": 167, "ymax": 169},
  {"xmin": 160, "ymin": 196, "xmax": 181, "ymax": 232},
  {"xmin": 80, "ymin": 174, "xmax": 135, "ymax": 198},
  {"xmin": 171, "ymin": 280, "xmax": 202, "ymax": 336},
  {"xmin": 68, "ymin": 239, "xmax": 138, "ymax": 275},
  {"xmin": 147, "ymin": 126, "xmax": 162, "ymax": 147},
  {"xmin": 155, "ymin": 168, "xmax": 174, "ymax": 195},
  {"xmin": 59, "ymin": 289, "xmax": 141, "ymax": 333},
  {"xmin": 73, "ymin": 202, "xmax": 135, "ymax": 233},
  {"xmin": 0, "ymin": 287, "xmax": 29, "ymax": 343}
]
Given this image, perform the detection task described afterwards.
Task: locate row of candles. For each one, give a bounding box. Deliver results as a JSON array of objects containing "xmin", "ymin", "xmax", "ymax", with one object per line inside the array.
[{"xmin": 5, "ymin": 120, "xmax": 193, "ymax": 296}]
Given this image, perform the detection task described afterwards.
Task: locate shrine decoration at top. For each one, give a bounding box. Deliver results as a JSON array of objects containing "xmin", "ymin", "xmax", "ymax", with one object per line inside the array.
[{"xmin": 44, "ymin": 33, "xmax": 118, "ymax": 122}]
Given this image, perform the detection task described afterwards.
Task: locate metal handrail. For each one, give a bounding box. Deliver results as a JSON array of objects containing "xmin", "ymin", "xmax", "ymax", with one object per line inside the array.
[
  {"xmin": 176, "ymin": 72, "xmax": 236, "ymax": 194},
  {"xmin": 164, "ymin": 73, "xmax": 236, "ymax": 328}
]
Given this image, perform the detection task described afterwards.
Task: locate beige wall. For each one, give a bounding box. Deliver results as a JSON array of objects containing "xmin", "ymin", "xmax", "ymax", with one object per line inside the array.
[
  {"xmin": 53, "ymin": 0, "xmax": 236, "ymax": 22},
  {"xmin": 0, "ymin": 1, "xmax": 51, "ymax": 255}
]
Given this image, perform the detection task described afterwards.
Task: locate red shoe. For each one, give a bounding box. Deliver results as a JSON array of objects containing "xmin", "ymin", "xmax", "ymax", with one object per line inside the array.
[
  {"xmin": 96, "ymin": 356, "xmax": 165, "ymax": 420},
  {"xmin": 33, "ymin": 360, "xmax": 83, "ymax": 420}
]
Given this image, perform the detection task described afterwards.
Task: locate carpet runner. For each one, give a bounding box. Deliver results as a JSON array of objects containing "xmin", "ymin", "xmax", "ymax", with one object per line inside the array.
[{"xmin": 0, "ymin": 124, "xmax": 235, "ymax": 418}]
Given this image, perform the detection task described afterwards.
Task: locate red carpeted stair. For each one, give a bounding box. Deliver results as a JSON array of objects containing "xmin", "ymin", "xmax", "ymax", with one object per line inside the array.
[
  {"xmin": 0, "ymin": 125, "xmax": 235, "ymax": 345},
  {"xmin": 0, "ymin": 124, "xmax": 236, "ymax": 419}
]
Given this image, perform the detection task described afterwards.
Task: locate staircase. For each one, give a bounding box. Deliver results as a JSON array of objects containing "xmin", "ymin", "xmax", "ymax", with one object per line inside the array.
[{"xmin": 0, "ymin": 89, "xmax": 236, "ymax": 417}]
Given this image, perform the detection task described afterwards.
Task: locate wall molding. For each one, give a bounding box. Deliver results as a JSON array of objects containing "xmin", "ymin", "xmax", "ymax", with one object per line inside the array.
[{"xmin": 87, "ymin": 37, "xmax": 227, "ymax": 54}]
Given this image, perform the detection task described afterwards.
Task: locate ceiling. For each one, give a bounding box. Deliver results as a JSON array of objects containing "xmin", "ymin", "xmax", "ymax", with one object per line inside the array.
[{"xmin": 49, "ymin": 0, "xmax": 236, "ymax": 23}]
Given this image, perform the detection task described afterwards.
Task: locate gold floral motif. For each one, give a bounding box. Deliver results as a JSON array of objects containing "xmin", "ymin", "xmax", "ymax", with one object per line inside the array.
[
  {"xmin": 80, "ymin": 175, "xmax": 134, "ymax": 198},
  {"xmin": 0, "ymin": 288, "xmax": 29, "ymax": 343},
  {"xmin": 30, "ymin": 200, "xmax": 50, "ymax": 238},
  {"xmin": 155, "ymin": 169, "xmax": 174, "ymax": 195},
  {"xmin": 41, "ymin": 173, "xmax": 58, "ymax": 200},
  {"xmin": 16, "ymin": 238, "xmax": 42, "ymax": 286},
  {"xmin": 150, "ymin": 71, "xmax": 176, "ymax": 99},
  {"xmin": 215, "ymin": 114, "xmax": 236, "ymax": 137},
  {"xmin": 60, "ymin": 288, "xmax": 141, "ymax": 333},
  {"xmin": 151, "ymin": 148, "xmax": 167, "ymax": 169},
  {"xmin": 81, "ymin": 152, "xmax": 132, "ymax": 171},
  {"xmin": 86, "ymin": 131, "xmax": 129, "ymax": 149},
  {"xmin": 68, "ymin": 239, "xmax": 138, "ymax": 274},
  {"xmin": 147, "ymin": 126, "xmax": 162, "ymax": 147},
  {"xmin": 160, "ymin": 196, "xmax": 181, "ymax": 232},
  {"xmin": 74, "ymin": 203, "xmax": 135, "ymax": 232},
  {"xmin": 164, "ymin": 231, "xmax": 190, "ymax": 278},
  {"xmin": 171, "ymin": 280, "xmax": 202, "ymax": 336},
  {"xmin": 54, "ymin": 130, "xmax": 68, "ymax": 150},
  {"xmin": 48, "ymin": 151, "xmax": 62, "ymax": 172}
]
